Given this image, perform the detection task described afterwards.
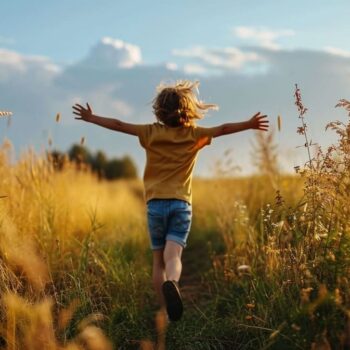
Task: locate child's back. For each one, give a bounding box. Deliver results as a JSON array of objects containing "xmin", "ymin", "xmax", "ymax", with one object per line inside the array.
[{"xmin": 137, "ymin": 121, "xmax": 215, "ymax": 204}]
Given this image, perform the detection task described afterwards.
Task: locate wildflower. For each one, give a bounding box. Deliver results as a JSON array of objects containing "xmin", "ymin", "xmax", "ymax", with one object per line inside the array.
[
  {"xmin": 297, "ymin": 126, "xmax": 306, "ymax": 135},
  {"xmin": 335, "ymin": 98, "xmax": 350, "ymax": 116},
  {"xmin": 294, "ymin": 84, "xmax": 308, "ymax": 116}
]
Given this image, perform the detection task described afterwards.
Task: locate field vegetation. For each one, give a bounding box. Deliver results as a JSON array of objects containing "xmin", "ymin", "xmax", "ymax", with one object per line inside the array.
[{"xmin": 0, "ymin": 89, "xmax": 349, "ymax": 349}]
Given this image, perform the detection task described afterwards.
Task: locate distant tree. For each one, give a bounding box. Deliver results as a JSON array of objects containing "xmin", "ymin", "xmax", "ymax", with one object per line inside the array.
[
  {"xmin": 105, "ymin": 159, "xmax": 123, "ymax": 180},
  {"xmin": 120, "ymin": 156, "xmax": 137, "ymax": 178},
  {"xmin": 68, "ymin": 144, "xmax": 93, "ymax": 165},
  {"xmin": 91, "ymin": 150, "xmax": 107, "ymax": 179},
  {"xmin": 64, "ymin": 144, "xmax": 138, "ymax": 180}
]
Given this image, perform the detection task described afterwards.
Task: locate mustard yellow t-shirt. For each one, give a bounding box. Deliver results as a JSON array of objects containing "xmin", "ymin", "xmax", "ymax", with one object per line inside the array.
[{"xmin": 135, "ymin": 122, "xmax": 215, "ymax": 204}]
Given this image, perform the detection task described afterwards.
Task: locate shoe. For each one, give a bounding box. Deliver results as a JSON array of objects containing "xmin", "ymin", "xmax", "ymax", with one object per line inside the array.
[{"xmin": 162, "ymin": 280, "xmax": 183, "ymax": 321}]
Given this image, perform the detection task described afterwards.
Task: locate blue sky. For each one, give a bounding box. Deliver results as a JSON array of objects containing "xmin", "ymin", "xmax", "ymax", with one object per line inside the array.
[
  {"xmin": 1, "ymin": 1, "xmax": 350, "ymax": 175},
  {"xmin": 2, "ymin": 0, "xmax": 350, "ymax": 64}
]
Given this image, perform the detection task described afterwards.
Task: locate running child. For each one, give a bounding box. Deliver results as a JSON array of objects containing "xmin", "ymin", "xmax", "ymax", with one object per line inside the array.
[{"xmin": 72, "ymin": 80, "xmax": 269, "ymax": 321}]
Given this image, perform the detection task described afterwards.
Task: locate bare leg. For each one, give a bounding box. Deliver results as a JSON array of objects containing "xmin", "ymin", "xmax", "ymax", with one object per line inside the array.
[
  {"xmin": 163, "ymin": 241, "xmax": 183, "ymax": 282},
  {"xmin": 152, "ymin": 249, "xmax": 166, "ymax": 307}
]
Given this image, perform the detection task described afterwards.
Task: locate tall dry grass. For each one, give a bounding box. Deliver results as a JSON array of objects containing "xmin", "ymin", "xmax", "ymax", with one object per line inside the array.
[
  {"xmin": 0, "ymin": 90, "xmax": 350, "ymax": 349},
  {"xmin": 0, "ymin": 135, "xmax": 305, "ymax": 349},
  {"xmin": 207, "ymin": 88, "xmax": 350, "ymax": 349},
  {"xmin": 0, "ymin": 142, "xmax": 151, "ymax": 349}
]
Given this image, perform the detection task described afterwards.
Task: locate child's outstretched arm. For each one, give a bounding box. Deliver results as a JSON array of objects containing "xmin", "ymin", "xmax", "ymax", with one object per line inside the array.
[
  {"xmin": 72, "ymin": 103, "xmax": 140, "ymax": 136},
  {"xmin": 211, "ymin": 112, "xmax": 269, "ymax": 138}
]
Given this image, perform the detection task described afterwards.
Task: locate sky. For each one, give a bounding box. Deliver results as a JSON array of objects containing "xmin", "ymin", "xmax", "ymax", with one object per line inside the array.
[
  {"xmin": 3, "ymin": 0, "xmax": 350, "ymax": 63},
  {"xmin": 1, "ymin": 0, "xmax": 350, "ymax": 176}
]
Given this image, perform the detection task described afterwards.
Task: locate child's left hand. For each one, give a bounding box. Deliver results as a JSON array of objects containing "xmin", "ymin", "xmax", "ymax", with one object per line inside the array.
[
  {"xmin": 72, "ymin": 103, "xmax": 93, "ymax": 122},
  {"xmin": 248, "ymin": 112, "xmax": 269, "ymax": 131}
]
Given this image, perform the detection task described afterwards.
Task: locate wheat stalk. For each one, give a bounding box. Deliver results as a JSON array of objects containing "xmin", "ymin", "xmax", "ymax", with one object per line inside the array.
[{"xmin": 0, "ymin": 111, "xmax": 13, "ymax": 117}]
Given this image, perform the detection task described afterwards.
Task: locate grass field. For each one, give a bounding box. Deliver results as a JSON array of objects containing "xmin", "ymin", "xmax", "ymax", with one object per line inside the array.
[{"xmin": 0, "ymin": 97, "xmax": 350, "ymax": 349}]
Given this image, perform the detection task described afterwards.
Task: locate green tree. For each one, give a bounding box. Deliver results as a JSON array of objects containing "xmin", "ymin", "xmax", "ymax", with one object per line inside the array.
[
  {"xmin": 91, "ymin": 150, "xmax": 107, "ymax": 179},
  {"xmin": 105, "ymin": 159, "xmax": 123, "ymax": 180},
  {"xmin": 66, "ymin": 144, "xmax": 138, "ymax": 180},
  {"xmin": 120, "ymin": 156, "xmax": 137, "ymax": 178},
  {"xmin": 68, "ymin": 144, "xmax": 93, "ymax": 165}
]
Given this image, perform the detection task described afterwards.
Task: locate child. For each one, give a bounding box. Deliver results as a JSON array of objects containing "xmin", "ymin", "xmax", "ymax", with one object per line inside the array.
[{"xmin": 72, "ymin": 80, "xmax": 269, "ymax": 321}]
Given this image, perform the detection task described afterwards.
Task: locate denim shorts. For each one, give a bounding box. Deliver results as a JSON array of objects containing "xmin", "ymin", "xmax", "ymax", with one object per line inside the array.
[{"xmin": 146, "ymin": 198, "xmax": 192, "ymax": 250}]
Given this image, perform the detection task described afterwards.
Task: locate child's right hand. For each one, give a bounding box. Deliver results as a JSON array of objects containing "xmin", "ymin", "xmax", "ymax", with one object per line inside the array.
[
  {"xmin": 248, "ymin": 112, "xmax": 269, "ymax": 131},
  {"xmin": 72, "ymin": 103, "xmax": 94, "ymax": 122}
]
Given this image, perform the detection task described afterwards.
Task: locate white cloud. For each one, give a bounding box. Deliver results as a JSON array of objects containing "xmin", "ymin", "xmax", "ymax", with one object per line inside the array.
[
  {"xmin": 70, "ymin": 91, "xmax": 133, "ymax": 120},
  {"xmin": 183, "ymin": 63, "xmax": 207, "ymax": 74},
  {"xmin": 165, "ymin": 62, "xmax": 178, "ymax": 71},
  {"xmin": 81, "ymin": 37, "xmax": 142, "ymax": 69},
  {"xmin": 0, "ymin": 49, "xmax": 60, "ymax": 71},
  {"xmin": 0, "ymin": 49, "xmax": 26, "ymax": 70},
  {"xmin": 173, "ymin": 46, "xmax": 262, "ymax": 73},
  {"xmin": 0, "ymin": 48, "xmax": 61, "ymax": 81},
  {"xmin": 323, "ymin": 46, "xmax": 350, "ymax": 58},
  {"xmin": 234, "ymin": 26, "xmax": 295, "ymax": 50},
  {"xmin": 65, "ymin": 84, "xmax": 134, "ymax": 126}
]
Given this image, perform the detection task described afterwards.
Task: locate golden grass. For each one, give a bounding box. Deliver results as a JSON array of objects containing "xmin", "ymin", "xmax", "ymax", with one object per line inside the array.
[
  {"xmin": 0, "ymin": 93, "xmax": 349, "ymax": 348},
  {"xmin": 0, "ymin": 137, "xmax": 304, "ymax": 348},
  {"xmin": 0, "ymin": 142, "xmax": 150, "ymax": 348}
]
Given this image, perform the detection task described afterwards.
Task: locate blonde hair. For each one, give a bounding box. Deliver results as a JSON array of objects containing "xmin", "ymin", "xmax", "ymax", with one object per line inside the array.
[{"xmin": 152, "ymin": 80, "xmax": 218, "ymax": 127}]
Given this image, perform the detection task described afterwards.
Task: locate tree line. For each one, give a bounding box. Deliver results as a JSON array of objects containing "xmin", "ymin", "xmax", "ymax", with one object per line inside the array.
[{"xmin": 48, "ymin": 144, "xmax": 138, "ymax": 180}]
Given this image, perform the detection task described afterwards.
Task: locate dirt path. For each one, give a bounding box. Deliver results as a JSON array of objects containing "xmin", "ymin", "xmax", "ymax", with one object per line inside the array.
[{"xmin": 180, "ymin": 234, "xmax": 214, "ymax": 308}]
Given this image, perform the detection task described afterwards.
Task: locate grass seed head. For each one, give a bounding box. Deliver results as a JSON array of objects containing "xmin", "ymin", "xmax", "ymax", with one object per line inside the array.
[
  {"xmin": 0, "ymin": 110, "xmax": 13, "ymax": 117},
  {"xmin": 277, "ymin": 115, "xmax": 282, "ymax": 131}
]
